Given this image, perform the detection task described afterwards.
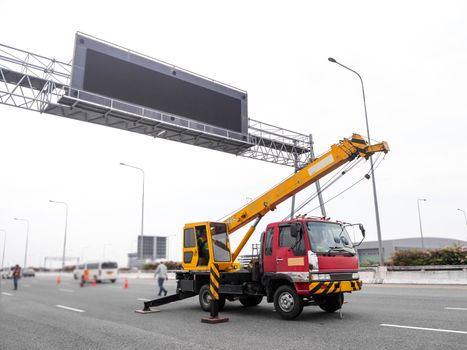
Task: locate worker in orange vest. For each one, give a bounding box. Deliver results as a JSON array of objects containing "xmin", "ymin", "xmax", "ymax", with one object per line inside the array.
[{"xmin": 81, "ymin": 269, "xmax": 89, "ymax": 287}]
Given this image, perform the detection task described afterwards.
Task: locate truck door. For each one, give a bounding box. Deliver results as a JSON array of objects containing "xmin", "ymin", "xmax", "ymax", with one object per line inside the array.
[
  {"xmin": 262, "ymin": 226, "xmax": 276, "ymax": 273},
  {"xmin": 275, "ymin": 224, "xmax": 307, "ymax": 273}
]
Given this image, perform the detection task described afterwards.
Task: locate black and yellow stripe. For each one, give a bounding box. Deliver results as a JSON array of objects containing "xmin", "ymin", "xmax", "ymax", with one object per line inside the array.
[
  {"xmin": 209, "ymin": 263, "xmax": 220, "ymax": 300},
  {"xmin": 308, "ymin": 280, "xmax": 362, "ymax": 294}
]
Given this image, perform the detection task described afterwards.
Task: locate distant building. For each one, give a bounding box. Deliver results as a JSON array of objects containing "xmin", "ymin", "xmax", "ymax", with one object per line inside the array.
[
  {"xmin": 128, "ymin": 235, "xmax": 167, "ymax": 268},
  {"xmin": 357, "ymin": 237, "xmax": 467, "ymax": 264}
]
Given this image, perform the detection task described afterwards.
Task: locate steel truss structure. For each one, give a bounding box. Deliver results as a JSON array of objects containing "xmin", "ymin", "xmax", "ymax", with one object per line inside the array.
[{"xmin": 0, "ymin": 42, "xmax": 312, "ymax": 168}]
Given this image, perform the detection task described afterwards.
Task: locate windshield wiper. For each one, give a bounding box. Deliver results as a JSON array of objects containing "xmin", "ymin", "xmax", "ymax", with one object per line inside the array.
[{"xmin": 326, "ymin": 246, "xmax": 355, "ymax": 255}]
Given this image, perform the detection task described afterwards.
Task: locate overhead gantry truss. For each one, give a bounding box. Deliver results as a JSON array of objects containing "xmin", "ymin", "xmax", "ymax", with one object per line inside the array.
[{"xmin": 0, "ymin": 42, "xmax": 312, "ymax": 168}]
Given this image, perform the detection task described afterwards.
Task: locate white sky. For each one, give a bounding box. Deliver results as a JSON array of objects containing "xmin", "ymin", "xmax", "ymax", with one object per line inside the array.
[{"xmin": 1, "ymin": 0, "xmax": 466, "ymax": 268}]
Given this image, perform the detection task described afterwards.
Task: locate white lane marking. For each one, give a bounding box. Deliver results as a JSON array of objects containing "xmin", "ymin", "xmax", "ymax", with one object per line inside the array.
[
  {"xmin": 55, "ymin": 305, "xmax": 85, "ymax": 313},
  {"xmin": 445, "ymin": 307, "xmax": 467, "ymax": 311},
  {"xmin": 1, "ymin": 292, "xmax": 13, "ymax": 296},
  {"xmin": 381, "ymin": 324, "xmax": 467, "ymax": 335},
  {"xmin": 59, "ymin": 289, "xmax": 75, "ymax": 293},
  {"xmin": 137, "ymin": 298, "xmax": 150, "ymax": 301}
]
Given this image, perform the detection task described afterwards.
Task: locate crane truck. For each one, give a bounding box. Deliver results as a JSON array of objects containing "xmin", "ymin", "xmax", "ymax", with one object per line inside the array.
[{"xmin": 139, "ymin": 133, "xmax": 389, "ymax": 319}]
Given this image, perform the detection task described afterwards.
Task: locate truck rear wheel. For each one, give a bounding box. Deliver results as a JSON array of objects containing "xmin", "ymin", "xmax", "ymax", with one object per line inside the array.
[
  {"xmin": 317, "ymin": 293, "xmax": 344, "ymax": 313},
  {"xmin": 198, "ymin": 284, "xmax": 225, "ymax": 312},
  {"xmin": 273, "ymin": 285, "xmax": 303, "ymax": 320},
  {"xmin": 239, "ymin": 295, "xmax": 263, "ymax": 307}
]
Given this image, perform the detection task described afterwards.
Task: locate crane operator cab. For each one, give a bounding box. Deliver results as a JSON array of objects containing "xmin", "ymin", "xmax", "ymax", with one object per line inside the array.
[{"xmin": 182, "ymin": 222, "xmax": 234, "ymax": 271}]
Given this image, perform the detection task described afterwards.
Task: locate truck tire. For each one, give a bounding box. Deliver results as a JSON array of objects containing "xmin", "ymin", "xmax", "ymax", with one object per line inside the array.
[
  {"xmin": 273, "ymin": 285, "xmax": 303, "ymax": 320},
  {"xmin": 317, "ymin": 293, "xmax": 344, "ymax": 313},
  {"xmin": 239, "ymin": 295, "xmax": 263, "ymax": 307},
  {"xmin": 198, "ymin": 284, "xmax": 225, "ymax": 312}
]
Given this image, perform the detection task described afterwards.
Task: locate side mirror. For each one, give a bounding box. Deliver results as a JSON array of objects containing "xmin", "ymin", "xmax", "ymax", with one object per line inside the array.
[
  {"xmin": 352, "ymin": 223, "xmax": 366, "ymax": 247},
  {"xmin": 359, "ymin": 224, "xmax": 366, "ymax": 238}
]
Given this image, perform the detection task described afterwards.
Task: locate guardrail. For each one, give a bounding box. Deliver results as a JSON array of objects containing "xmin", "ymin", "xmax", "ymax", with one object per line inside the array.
[{"xmin": 360, "ymin": 265, "xmax": 467, "ymax": 284}]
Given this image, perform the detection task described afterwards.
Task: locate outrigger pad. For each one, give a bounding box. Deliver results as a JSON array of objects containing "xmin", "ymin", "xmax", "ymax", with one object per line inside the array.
[
  {"xmin": 201, "ymin": 316, "xmax": 229, "ymax": 324},
  {"xmin": 135, "ymin": 308, "xmax": 160, "ymax": 314}
]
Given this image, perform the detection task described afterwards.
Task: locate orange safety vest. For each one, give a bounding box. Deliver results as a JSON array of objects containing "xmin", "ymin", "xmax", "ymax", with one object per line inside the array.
[
  {"xmin": 13, "ymin": 267, "xmax": 21, "ymax": 277},
  {"xmin": 83, "ymin": 269, "xmax": 89, "ymax": 281}
]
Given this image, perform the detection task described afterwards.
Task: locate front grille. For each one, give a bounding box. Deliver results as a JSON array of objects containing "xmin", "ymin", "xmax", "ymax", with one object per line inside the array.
[{"xmin": 330, "ymin": 273, "xmax": 353, "ymax": 281}]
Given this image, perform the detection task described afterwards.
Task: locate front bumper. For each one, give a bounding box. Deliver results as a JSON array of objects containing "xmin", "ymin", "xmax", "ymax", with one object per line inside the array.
[{"xmin": 296, "ymin": 280, "xmax": 362, "ymax": 295}]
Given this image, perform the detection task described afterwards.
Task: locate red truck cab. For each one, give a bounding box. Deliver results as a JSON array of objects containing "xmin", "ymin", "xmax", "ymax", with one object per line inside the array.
[{"xmin": 260, "ymin": 217, "xmax": 364, "ymax": 319}]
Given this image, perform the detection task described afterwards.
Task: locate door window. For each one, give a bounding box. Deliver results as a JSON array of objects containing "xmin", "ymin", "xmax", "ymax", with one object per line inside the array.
[
  {"xmin": 184, "ymin": 228, "xmax": 195, "ymax": 248},
  {"xmin": 265, "ymin": 227, "xmax": 274, "ymax": 256},
  {"xmin": 279, "ymin": 224, "xmax": 306, "ymax": 256},
  {"xmin": 211, "ymin": 223, "xmax": 231, "ymax": 262},
  {"xmin": 279, "ymin": 226, "xmax": 295, "ymax": 247}
]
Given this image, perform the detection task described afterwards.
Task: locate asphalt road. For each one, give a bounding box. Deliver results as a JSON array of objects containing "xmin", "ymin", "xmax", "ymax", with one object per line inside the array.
[{"xmin": 1, "ymin": 275, "xmax": 467, "ymax": 350}]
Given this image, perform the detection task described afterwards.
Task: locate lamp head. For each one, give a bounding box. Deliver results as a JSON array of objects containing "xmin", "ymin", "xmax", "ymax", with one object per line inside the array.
[{"xmin": 328, "ymin": 57, "xmax": 337, "ymax": 63}]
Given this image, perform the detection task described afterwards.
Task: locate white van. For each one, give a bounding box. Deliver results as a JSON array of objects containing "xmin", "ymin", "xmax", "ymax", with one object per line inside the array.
[
  {"xmin": 75, "ymin": 261, "xmax": 118, "ymax": 283},
  {"xmin": 1, "ymin": 267, "xmax": 14, "ymax": 279}
]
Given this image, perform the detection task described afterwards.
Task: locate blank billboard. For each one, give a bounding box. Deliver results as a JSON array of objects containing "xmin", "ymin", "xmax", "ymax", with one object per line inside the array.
[{"xmin": 70, "ymin": 34, "xmax": 248, "ymax": 135}]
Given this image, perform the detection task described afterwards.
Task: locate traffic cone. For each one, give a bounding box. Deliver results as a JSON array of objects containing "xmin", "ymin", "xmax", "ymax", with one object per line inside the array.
[
  {"xmin": 123, "ymin": 278, "xmax": 129, "ymax": 289},
  {"xmin": 56, "ymin": 276, "xmax": 61, "ymax": 285},
  {"xmin": 92, "ymin": 278, "xmax": 97, "ymax": 287}
]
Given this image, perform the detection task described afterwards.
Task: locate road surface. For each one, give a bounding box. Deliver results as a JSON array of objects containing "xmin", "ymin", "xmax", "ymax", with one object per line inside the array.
[{"xmin": 1, "ymin": 275, "xmax": 466, "ymax": 349}]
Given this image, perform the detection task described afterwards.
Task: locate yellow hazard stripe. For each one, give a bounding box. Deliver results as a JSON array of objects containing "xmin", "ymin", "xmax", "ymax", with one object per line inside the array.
[
  {"xmin": 308, "ymin": 280, "xmax": 362, "ymax": 294},
  {"xmin": 210, "ymin": 284, "xmax": 219, "ymax": 300},
  {"xmin": 210, "ymin": 264, "xmax": 220, "ymax": 279},
  {"xmin": 210, "ymin": 276, "xmax": 219, "ymax": 289}
]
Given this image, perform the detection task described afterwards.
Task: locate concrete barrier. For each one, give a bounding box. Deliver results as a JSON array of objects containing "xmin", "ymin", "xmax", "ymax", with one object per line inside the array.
[
  {"xmin": 360, "ymin": 265, "xmax": 467, "ymax": 284},
  {"xmin": 35, "ymin": 267, "xmax": 467, "ymax": 285}
]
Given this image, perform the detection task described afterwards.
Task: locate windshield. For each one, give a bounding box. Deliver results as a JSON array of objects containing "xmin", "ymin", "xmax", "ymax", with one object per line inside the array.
[
  {"xmin": 210, "ymin": 223, "xmax": 231, "ymax": 262},
  {"xmin": 101, "ymin": 262, "xmax": 118, "ymax": 269},
  {"xmin": 306, "ymin": 222, "xmax": 355, "ymax": 254}
]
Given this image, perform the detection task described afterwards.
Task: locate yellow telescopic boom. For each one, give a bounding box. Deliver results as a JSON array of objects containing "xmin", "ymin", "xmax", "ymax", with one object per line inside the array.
[{"xmin": 226, "ymin": 133, "xmax": 389, "ymax": 261}]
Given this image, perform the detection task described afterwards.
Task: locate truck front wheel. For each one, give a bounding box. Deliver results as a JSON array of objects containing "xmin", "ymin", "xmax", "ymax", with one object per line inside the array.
[
  {"xmin": 273, "ymin": 285, "xmax": 303, "ymax": 320},
  {"xmin": 198, "ymin": 284, "xmax": 225, "ymax": 312},
  {"xmin": 317, "ymin": 293, "xmax": 344, "ymax": 313}
]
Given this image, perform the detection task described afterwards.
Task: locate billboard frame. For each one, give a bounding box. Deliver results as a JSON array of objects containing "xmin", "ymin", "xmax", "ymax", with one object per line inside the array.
[{"xmin": 70, "ymin": 33, "xmax": 248, "ymax": 138}]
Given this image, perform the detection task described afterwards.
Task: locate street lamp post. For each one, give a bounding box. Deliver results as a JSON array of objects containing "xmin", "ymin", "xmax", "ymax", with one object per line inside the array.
[
  {"xmin": 49, "ymin": 200, "xmax": 69, "ymax": 271},
  {"xmin": 0, "ymin": 229, "xmax": 5, "ymax": 270},
  {"xmin": 328, "ymin": 57, "xmax": 384, "ymax": 266},
  {"xmin": 14, "ymin": 218, "xmax": 30, "ymax": 268},
  {"xmin": 457, "ymin": 208, "xmax": 467, "ymax": 241},
  {"xmin": 120, "ymin": 162, "xmax": 145, "ymax": 262},
  {"xmin": 0, "ymin": 229, "xmax": 5, "ymax": 289},
  {"xmin": 417, "ymin": 199, "xmax": 427, "ymax": 249}
]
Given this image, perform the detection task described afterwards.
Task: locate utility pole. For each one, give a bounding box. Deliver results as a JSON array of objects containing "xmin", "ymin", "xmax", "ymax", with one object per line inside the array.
[
  {"xmin": 14, "ymin": 218, "xmax": 30, "ymax": 267},
  {"xmin": 49, "ymin": 200, "xmax": 69, "ymax": 271},
  {"xmin": 328, "ymin": 57, "xmax": 384, "ymax": 265},
  {"xmin": 120, "ymin": 163, "xmax": 145, "ymax": 263},
  {"xmin": 417, "ymin": 199, "xmax": 427, "ymax": 249}
]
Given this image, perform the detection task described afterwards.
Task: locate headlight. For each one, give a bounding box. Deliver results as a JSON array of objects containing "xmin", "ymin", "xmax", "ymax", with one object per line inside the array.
[
  {"xmin": 310, "ymin": 273, "xmax": 331, "ymax": 281},
  {"xmin": 352, "ymin": 273, "xmax": 360, "ymax": 279},
  {"xmin": 308, "ymin": 250, "xmax": 319, "ymax": 272},
  {"xmin": 289, "ymin": 272, "xmax": 310, "ymax": 282}
]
